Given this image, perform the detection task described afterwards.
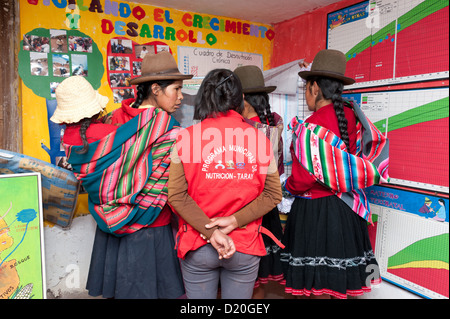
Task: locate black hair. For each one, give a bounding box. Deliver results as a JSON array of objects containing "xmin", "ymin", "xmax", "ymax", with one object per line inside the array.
[
  {"xmin": 193, "ymin": 69, "xmax": 244, "ymax": 121},
  {"xmin": 244, "ymin": 92, "xmax": 275, "ymax": 126},
  {"xmin": 75, "ymin": 117, "xmax": 93, "ymax": 154},
  {"xmin": 133, "ymin": 80, "xmax": 177, "ymax": 109},
  {"xmin": 307, "ymin": 76, "xmax": 349, "ymax": 150}
]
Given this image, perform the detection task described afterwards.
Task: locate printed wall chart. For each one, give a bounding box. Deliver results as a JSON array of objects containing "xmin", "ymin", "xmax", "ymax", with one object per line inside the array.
[
  {"xmin": 344, "ymin": 87, "xmax": 449, "ymax": 191},
  {"xmin": 367, "ymin": 186, "xmax": 449, "ymax": 299},
  {"xmin": 327, "ymin": 0, "xmax": 449, "ymax": 87}
]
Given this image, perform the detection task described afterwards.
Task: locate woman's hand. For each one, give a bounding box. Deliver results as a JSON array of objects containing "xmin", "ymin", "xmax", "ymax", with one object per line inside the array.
[
  {"xmin": 299, "ymin": 60, "xmax": 311, "ymax": 69},
  {"xmin": 205, "ymin": 216, "xmax": 239, "ymax": 235},
  {"xmin": 209, "ymin": 229, "xmax": 236, "ymax": 259}
]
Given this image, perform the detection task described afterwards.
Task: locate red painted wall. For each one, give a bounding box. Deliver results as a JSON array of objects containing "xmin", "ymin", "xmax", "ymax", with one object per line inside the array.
[
  {"xmin": 271, "ymin": 0, "xmax": 362, "ymax": 68},
  {"xmin": 270, "ymin": 0, "xmax": 449, "ymax": 189},
  {"xmin": 270, "ymin": 0, "xmax": 448, "ymax": 90}
]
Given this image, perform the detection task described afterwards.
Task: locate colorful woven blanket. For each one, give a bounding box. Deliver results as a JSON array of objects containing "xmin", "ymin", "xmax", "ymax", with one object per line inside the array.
[
  {"xmin": 65, "ymin": 107, "xmax": 180, "ymax": 236},
  {"xmin": 289, "ymin": 101, "xmax": 389, "ymax": 222}
]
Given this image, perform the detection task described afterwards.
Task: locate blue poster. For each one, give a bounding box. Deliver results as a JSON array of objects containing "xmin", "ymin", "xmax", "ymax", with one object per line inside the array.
[
  {"xmin": 366, "ymin": 185, "xmax": 449, "ymax": 222},
  {"xmin": 327, "ymin": 1, "xmax": 369, "ymax": 30}
]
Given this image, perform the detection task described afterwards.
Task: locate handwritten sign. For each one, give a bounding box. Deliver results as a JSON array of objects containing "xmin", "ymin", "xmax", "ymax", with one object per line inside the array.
[{"xmin": 178, "ymin": 46, "xmax": 263, "ymax": 79}]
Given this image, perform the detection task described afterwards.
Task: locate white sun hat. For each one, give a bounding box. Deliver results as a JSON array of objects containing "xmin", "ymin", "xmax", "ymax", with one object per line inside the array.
[{"xmin": 50, "ymin": 76, "xmax": 109, "ymax": 124}]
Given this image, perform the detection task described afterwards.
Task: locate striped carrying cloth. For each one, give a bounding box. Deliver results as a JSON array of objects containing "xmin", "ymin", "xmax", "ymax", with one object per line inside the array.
[
  {"xmin": 65, "ymin": 107, "xmax": 180, "ymax": 236},
  {"xmin": 289, "ymin": 100, "xmax": 389, "ymax": 223}
]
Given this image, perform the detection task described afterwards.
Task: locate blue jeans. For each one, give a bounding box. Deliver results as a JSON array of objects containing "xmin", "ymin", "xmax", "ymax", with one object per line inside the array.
[{"xmin": 180, "ymin": 244, "xmax": 261, "ymax": 299}]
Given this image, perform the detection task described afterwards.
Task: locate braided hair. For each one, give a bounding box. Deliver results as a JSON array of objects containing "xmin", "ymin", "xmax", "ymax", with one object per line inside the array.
[
  {"xmin": 308, "ymin": 76, "xmax": 350, "ymax": 150},
  {"xmin": 132, "ymin": 80, "xmax": 176, "ymax": 109},
  {"xmin": 244, "ymin": 93, "xmax": 276, "ymax": 126},
  {"xmin": 75, "ymin": 117, "xmax": 93, "ymax": 154}
]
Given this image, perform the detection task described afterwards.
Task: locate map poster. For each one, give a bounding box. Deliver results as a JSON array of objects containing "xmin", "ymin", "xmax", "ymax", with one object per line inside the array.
[{"xmin": 0, "ymin": 173, "xmax": 46, "ymax": 299}]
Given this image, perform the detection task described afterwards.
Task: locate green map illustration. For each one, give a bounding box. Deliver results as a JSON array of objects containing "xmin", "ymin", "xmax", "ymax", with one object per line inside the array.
[{"xmin": 0, "ymin": 174, "xmax": 45, "ymax": 299}]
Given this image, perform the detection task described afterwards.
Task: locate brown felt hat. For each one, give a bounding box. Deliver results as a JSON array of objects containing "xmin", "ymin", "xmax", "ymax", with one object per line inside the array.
[
  {"xmin": 234, "ymin": 65, "xmax": 276, "ymax": 94},
  {"xmin": 129, "ymin": 51, "xmax": 193, "ymax": 85},
  {"xmin": 298, "ymin": 49, "xmax": 355, "ymax": 85}
]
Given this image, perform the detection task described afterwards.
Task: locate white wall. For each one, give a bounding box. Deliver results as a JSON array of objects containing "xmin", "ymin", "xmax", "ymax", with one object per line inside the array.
[{"xmin": 44, "ymin": 214, "xmax": 97, "ymax": 299}]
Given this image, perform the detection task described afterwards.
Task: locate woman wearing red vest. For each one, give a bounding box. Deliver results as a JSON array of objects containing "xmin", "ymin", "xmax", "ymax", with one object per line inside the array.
[
  {"xmin": 168, "ymin": 69, "xmax": 283, "ymax": 299},
  {"xmin": 55, "ymin": 53, "xmax": 193, "ymax": 299}
]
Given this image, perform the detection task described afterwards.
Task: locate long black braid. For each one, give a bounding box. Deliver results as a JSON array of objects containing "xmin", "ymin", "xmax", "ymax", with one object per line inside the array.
[
  {"xmin": 133, "ymin": 83, "xmax": 149, "ymax": 109},
  {"xmin": 75, "ymin": 117, "xmax": 92, "ymax": 154},
  {"xmin": 309, "ymin": 76, "xmax": 350, "ymax": 150},
  {"xmin": 244, "ymin": 92, "xmax": 276, "ymax": 126},
  {"xmin": 132, "ymin": 80, "xmax": 176, "ymax": 109}
]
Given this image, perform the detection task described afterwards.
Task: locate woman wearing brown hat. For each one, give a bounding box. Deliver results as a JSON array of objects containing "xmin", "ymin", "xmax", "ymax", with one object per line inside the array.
[
  {"xmin": 80, "ymin": 51, "xmax": 193, "ymax": 299},
  {"xmin": 280, "ymin": 49, "xmax": 389, "ymax": 299},
  {"xmin": 53, "ymin": 52, "xmax": 193, "ymax": 299},
  {"xmin": 233, "ymin": 65, "xmax": 285, "ymax": 298}
]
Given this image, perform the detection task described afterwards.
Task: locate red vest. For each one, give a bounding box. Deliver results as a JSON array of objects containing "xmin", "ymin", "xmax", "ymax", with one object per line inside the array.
[{"xmin": 175, "ymin": 111, "xmax": 273, "ymax": 259}]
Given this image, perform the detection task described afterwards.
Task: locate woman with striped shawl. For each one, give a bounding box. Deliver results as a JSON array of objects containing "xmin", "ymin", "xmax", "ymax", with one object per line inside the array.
[
  {"xmin": 280, "ymin": 50, "xmax": 389, "ymax": 299},
  {"xmin": 51, "ymin": 51, "xmax": 193, "ymax": 299}
]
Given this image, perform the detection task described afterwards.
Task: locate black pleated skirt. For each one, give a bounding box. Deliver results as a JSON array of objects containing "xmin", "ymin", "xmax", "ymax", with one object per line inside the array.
[
  {"xmin": 280, "ymin": 195, "xmax": 381, "ymax": 299},
  {"xmin": 86, "ymin": 225, "xmax": 185, "ymax": 299},
  {"xmin": 255, "ymin": 206, "xmax": 285, "ymax": 287}
]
